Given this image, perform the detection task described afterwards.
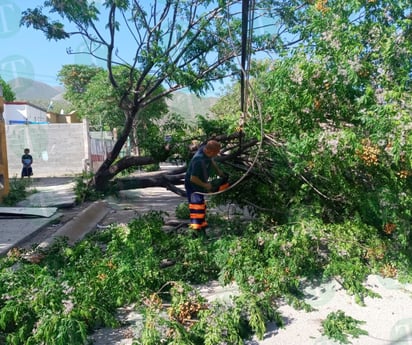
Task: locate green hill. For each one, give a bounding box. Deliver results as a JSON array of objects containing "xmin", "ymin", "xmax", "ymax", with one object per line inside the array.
[
  {"xmin": 166, "ymin": 92, "xmax": 218, "ymax": 121},
  {"xmin": 9, "ymin": 78, "xmax": 219, "ymax": 119}
]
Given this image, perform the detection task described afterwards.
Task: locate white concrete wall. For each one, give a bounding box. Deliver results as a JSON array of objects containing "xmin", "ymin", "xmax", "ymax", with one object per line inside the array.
[
  {"xmin": 4, "ymin": 103, "xmax": 48, "ymax": 124},
  {"xmin": 5, "ymin": 121, "xmax": 89, "ymax": 178}
]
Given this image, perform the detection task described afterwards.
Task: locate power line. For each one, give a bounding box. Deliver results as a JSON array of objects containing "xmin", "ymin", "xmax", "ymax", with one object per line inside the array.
[{"xmin": 196, "ymin": 0, "xmax": 265, "ymax": 197}]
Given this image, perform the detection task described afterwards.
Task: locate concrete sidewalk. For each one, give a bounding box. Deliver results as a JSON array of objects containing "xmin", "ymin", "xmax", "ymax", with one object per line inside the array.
[
  {"xmin": 0, "ymin": 178, "xmax": 77, "ymax": 256},
  {"xmin": 0, "ymin": 177, "xmax": 185, "ymax": 257}
]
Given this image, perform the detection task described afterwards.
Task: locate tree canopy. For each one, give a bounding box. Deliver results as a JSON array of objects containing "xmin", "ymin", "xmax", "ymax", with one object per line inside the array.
[
  {"xmin": 205, "ymin": 0, "xmax": 412, "ymax": 263},
  {"xmin": 19, "ymin": 0, "xmax": 412, "ymax": 202},
  {"xmin": 0, "ymin": 78, "xmax": 16, "ymax": 102},
  {"xmin": 21, "ymin": 0, "xmax": 296, "ymax": 189},
  {"xmin": 58, "ymin": 64, "xmax": 169, "ymax": 157}
]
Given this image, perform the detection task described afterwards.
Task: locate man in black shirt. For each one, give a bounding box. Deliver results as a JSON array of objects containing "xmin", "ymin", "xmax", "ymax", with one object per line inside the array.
[
  {"xmin": 21, "ymin": 148, "xmax": 33, "ymax": 178},
  {"xmin": 184, "ymin": 140, "xmax": 226, "ymax": 234}
]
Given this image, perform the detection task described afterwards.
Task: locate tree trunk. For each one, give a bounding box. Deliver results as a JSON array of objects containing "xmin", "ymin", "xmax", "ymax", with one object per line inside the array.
[
  {"xmin": 92, "ymin": 132, "xmax": 253, "ymax": 192},
  {"xmin": 111, "ymin": 167, "xmax": 187, "ymax": 197},
  {"xmin": 92, "ymin": 108, "xmax": 138, "ymax": 190}
]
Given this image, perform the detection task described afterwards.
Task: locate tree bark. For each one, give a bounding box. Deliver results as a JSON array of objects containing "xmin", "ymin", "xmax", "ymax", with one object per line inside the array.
[
  {"xmin": 111, "ymin": 167, "xmax": 187, "ymax": 197},
  {"xmin": 94, "ymin": 133, "xmax": 257, "ymax": 193}
]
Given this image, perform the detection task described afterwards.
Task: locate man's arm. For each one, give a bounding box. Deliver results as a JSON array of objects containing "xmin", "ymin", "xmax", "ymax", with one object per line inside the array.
[
  {"xmin": 211, "ymin": 159, "xmax": 224, "ymax": 177},
  {"xmin": 190, "ymin": 175, "xmax": 212, "ymax": 192}
]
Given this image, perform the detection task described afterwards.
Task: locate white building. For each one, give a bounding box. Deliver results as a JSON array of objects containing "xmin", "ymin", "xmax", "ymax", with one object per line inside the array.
[{"xmin": 3, "ymin": 102, "xmax": 48, "ymax": 124}]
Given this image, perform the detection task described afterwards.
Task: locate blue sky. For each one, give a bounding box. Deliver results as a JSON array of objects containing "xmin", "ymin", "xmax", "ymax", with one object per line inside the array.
[
  {"xmin": 0, "ymin": 0, "xmax": 247, "ymax": 96},
  {"xmin": 0, "ymin": 0, "xmax": 111, "ymax": 86}
]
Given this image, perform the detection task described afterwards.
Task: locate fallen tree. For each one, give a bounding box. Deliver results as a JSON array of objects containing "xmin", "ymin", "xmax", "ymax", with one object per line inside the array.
[{"xmin": 109, "ymin": 133, "xmax": 260, "ymax": 197}]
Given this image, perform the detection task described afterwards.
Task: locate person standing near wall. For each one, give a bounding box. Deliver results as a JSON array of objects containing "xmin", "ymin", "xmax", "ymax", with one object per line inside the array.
[{"xmin": 21, "ymin": 148, "xmax": 33, "ymax": 178}]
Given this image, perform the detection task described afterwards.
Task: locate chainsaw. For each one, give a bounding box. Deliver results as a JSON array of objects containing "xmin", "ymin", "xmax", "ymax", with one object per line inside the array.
[{"xmin": 210, "ymin": 174, "xmax": 230, "ymax": 193}]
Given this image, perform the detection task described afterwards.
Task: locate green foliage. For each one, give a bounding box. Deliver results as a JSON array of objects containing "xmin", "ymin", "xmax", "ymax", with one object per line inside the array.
[
  {"xmin": 10, "ymin": 0, "xmax": 412, "ymax": 343},
  {"xmin": 0, "ymin": 213, "xmax": 278, "ymax": 344},
  {"xmin": 322, "ymin": 310, "xmax": 368, "ymax": 344},
  {"xmin": 0, "ymin": 178, "xmax": 32, "ymax": 206},
  {"xmin": 1, "ymin": 207, "xmax": 411, "ymax": 343},
  {"xmin": 57, "ymin": 65, "xmax": 103, "ymax": 106},
  {"xmin": 175, "ymin": 202, "xmax": 190, "ymax": 220},
  {"xmin": 209, "ymin": 0, "xmax": 412, "ymax": 277},
  {"xmin": 142, "ymin": 163, "xmax": 160, "ymax": 172},
  {"xmin": 0, "ymin": 77, "xmax": 15, "ymax": 101},
  {"xmin": 58, "ymin": 65, "xmax": 169, "ymax": 134},
  {"xmin": 73, "ymin": 173, "xmax": 104, "ymax": 203},
  {"xmin": 140, "ymin": 113, "xmax": 193, "ymax": 162},
  {"xmin": 19, "ymin": 0, "xmax": 301, "ymax": 185},
  {"xmin": 195, "ymin": 114, "xmax": 235, "ymax": 138}
]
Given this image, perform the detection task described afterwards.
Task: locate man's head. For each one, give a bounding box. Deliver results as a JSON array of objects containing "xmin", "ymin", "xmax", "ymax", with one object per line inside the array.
[{"xmin": 204, "ymin": 140, "xmax": 221, "ymax": 157}]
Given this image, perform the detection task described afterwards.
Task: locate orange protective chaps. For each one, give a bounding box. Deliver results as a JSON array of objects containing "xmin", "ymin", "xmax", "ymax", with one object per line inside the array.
[{"xmin": 189, "ymin": 202, "xmax": 207, "ymax": 230}]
